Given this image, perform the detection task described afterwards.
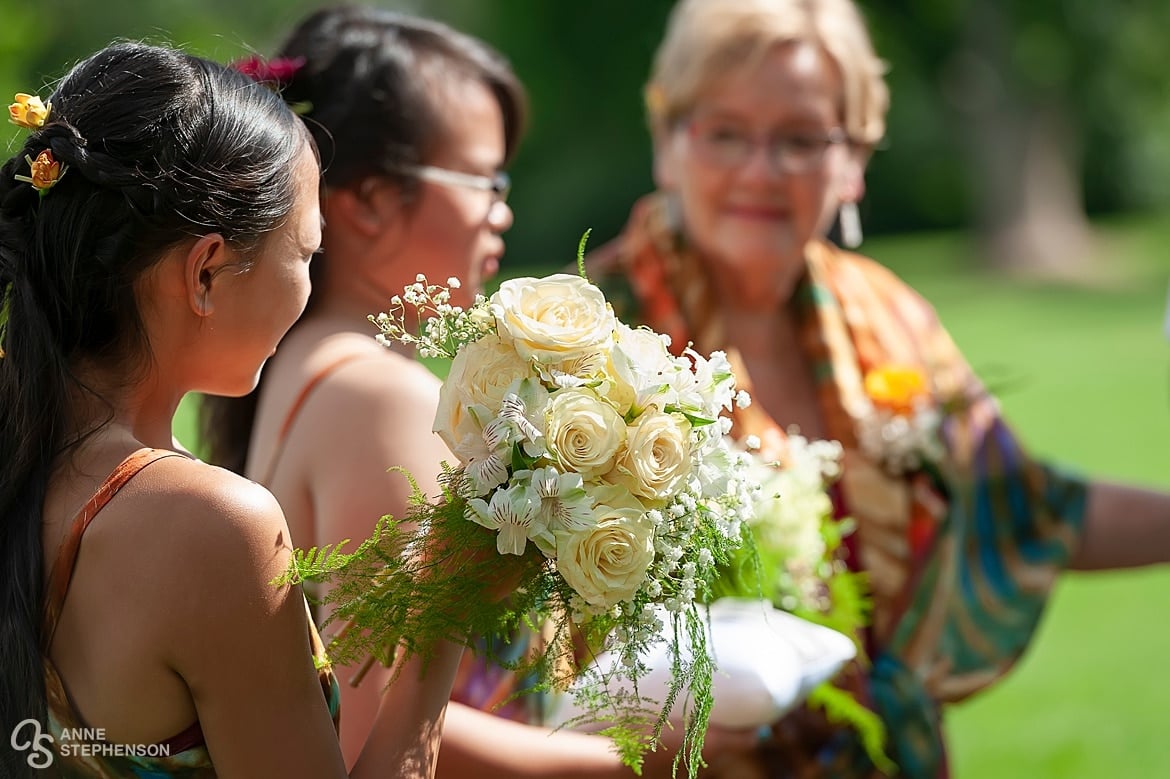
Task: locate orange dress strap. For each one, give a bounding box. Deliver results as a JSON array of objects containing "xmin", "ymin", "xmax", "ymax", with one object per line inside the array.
[
  {"xmin": 41, "ymin": 447, "xmax": 186, "ymax": 651},
  {"xmin": 258, "ymin": 352, "xmax": 369, "ymax": 486}
]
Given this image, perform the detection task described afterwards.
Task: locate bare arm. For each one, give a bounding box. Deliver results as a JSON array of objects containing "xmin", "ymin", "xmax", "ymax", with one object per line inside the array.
[
  {"xmin": 300, "ymin": 355, "xmax": 454, "ymax": 765},
  {"xmin": 164, "ymin": 466, "xmax": 461, "ymax": 778},
  {"xmin": 352, "ymin": 648, "xmax": 465, "ymax": 779},
  {"xmin": 437, "ymin": 700, "xmax": 758, "ymax": 779},
  {"xmin": 1070, "ymin": 479, "xmax": 1170, "ymax": 570},
  {"xmin": 437, "ymin": 703, "xmax": 627, "ymax": 779}
]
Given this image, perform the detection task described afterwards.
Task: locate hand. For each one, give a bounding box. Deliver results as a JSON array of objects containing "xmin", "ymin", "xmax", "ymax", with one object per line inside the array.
[
  {"xmin": 639, "ymin": 721, "xmax": 761, "ymax": 779},
  {"xmin": 415, "ymin": 514, "xmax": 541, "ymax": 607}
]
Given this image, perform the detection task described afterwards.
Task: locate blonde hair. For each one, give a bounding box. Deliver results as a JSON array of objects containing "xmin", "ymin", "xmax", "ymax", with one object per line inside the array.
[{"xmin": 645, "ymin": 0, "xmax": 889, "ymax": 147}]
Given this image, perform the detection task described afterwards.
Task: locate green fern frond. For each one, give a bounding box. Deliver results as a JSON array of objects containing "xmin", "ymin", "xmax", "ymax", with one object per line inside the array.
[
  {"xmin": 272, "ymin": 515, "xmax": 390, "ymax": 587},
  {"xmin": 807, "ymin": 682, "xmax": 896, "ymax": 774}
]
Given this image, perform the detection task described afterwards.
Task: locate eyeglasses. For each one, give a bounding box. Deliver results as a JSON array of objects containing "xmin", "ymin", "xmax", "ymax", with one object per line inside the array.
[
  {"xmin": 684, "ymin": 118, "xmax": 849, "ymax": 173},
  {"xmin": 397, "ymin": 163, "xmax": 511, "ymax": 204}
]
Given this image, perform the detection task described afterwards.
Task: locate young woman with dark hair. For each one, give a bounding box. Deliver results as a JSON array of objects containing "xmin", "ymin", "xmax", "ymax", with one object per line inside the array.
[{"xmin": 0, "ymin": 41, "xmax": 469, "ymax": 779}]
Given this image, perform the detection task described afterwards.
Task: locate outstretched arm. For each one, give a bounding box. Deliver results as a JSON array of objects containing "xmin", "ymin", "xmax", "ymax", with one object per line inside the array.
[{"xmin": 1071, "ymin": 480, "xmax": 1170, "ymax": 570}]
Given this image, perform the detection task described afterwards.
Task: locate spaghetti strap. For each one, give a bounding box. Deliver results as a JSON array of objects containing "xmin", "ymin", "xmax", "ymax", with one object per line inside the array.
[
  {"xmin": 41, "ymin": 448, "xmax": 186, "ymax": 651},
  {"xmin": 258, "ymin": 352, "xmax": 368, "ymax": 486}
]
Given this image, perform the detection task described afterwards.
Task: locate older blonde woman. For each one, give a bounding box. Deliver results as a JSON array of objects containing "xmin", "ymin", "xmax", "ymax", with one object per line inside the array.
[{"xmin": 589, "ymin": 0, "xmax": 1170, "ymax": 776}]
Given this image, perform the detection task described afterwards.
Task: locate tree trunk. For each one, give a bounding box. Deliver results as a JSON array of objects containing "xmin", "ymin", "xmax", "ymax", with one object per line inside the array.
[{"xmin": 956, "ymin": 2, "xmax": 1097, "ymax": 281}]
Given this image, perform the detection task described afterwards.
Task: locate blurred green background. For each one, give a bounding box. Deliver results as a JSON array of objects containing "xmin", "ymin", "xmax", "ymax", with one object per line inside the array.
[{"xmin": 6, "ymin": 1, "xmax": 1170, "ymax": 776}]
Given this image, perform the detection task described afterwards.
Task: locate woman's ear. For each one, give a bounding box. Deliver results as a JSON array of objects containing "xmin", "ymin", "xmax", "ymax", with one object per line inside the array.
[
  {"xmin": 838, "ymin": 149, "xmax": 868, "ymax": 204},
  {"xmin": 183, "ymin": 233, "xmax": 229, "ymax": 317},
  {"xmin": 326, "ymin": 178, "xmax": 404, "ymax": 239},
  {"xmin": 651, "ymin": 127, "xmax": 680, "ymax": 192}
]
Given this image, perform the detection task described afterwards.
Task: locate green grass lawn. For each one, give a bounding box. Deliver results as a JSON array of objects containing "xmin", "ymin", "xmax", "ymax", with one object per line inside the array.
[{"xmin": 173, "ymin": 212, "xmax": 1170, "ymax": 777}]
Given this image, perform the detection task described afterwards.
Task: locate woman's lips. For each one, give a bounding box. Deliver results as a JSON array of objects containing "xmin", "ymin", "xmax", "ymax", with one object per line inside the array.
[{"xmin": 723, "ymin": 204, "xmax": 791, "ymax": 221}]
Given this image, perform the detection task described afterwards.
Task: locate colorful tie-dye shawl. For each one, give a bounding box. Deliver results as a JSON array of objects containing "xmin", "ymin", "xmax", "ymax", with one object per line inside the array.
[{"xmin": 585, "ymin": 193, "xmax": 1087, "ymax": 778}]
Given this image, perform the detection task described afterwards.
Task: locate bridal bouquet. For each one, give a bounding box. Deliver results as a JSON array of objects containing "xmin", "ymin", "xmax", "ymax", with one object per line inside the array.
[{"xmin": 280, "ymin": 267, "xmax": 754, "ymax": 775}]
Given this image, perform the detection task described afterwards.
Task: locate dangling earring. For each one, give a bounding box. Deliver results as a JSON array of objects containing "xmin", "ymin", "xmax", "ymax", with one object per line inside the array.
[{"xmin": 839, "ymin": 201, "xmax": 863, "ymax": 248}]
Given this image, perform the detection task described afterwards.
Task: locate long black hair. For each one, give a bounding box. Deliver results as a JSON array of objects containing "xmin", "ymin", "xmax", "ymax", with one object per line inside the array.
[
  {"xmin": 199, "ymin": 5, "xmax": 528, "ymax": 475},
  {"xmin": 0, "ymin": 42, "xmax": 305, "ymax": 776}
]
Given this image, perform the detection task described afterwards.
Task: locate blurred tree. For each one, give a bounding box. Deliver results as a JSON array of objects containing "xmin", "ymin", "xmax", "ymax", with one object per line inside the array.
[
  {"xmin": 867, "ymin": 0, "xmax": 1170, "ymax": 276},
  {"xmin": 5, "ymin": 0, "xmax": 1170, "ymax": 276},
  {"xmin": 426, "ymin": 0, "xmax": 676, "ymax": 269}
]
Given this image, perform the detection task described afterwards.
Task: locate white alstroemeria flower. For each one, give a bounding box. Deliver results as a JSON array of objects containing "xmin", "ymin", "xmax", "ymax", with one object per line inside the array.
[
  {"xmin": 493, "ymin": 380, "xmax": 550, "ymax": 457},
  {"xmin": 685, "ymin": 347, "xmax": 735, "ymax": 416},
  {"xmin": 610, "ymin": 323, "xmax": 679, "ymax": 414},
  {"xmin": 448, "ymin": 405, "xmax": 510, "ymax": 496},
  {"xmin": 466, "ymin": 483, "xmax": 543, "ymax": 556},
  {"xmin": 535, "ymin": 351, "xmax": 608, "ymax": 390},
  {"xmin": 499, "ymin": 393, "xmax": 543, "ymax": 442},
  {"xmin": 519, "ymin": 467, "xmax": 596, "ymax": 557},
  {"xmin": 459, "ymin": 437, "xmax": 510, "ymax": 497}
]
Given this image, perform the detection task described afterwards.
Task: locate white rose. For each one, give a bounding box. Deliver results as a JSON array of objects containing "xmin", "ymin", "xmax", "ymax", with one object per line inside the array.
[
  {"xmin": 546, "ymin": 388, "xmax": 626, "ymax": 478},
  {"xmin": 556, "ymin": 485, "xmax": 655, "ymax": 608},
  {"xmin": 609, "ymin": 410, "xmax": 693, "ymax": 501},
  {"xmin": 489, "ymin": 274, "xmax": 616, "ymax": 363},
  {"xmin": 434, "ymin": 333, "xmax": 529, "ymax": 452}
]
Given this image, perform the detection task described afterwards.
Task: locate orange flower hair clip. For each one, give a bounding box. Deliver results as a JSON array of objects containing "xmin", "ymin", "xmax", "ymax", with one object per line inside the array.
[
  {"xmin": 14, "ymin": 150, "xmax": 67, "ymax": 197},
  {"xmin": 8, "ymin": 93, "xmax": 51, "ymax": 130}
]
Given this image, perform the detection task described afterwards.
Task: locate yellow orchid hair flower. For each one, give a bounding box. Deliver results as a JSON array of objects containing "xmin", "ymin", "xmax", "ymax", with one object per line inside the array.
[{"xmin": 8, "ymin": 93, "xmax": 51, "ymax": 130}]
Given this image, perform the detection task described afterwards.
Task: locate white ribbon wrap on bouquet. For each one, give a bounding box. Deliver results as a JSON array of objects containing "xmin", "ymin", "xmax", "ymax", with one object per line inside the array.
[{"xmin": 544, "ymin": 598, "xmax": 857, "ymax": 730}]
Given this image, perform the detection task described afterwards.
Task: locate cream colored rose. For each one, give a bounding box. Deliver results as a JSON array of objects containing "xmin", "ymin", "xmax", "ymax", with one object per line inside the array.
[
  {"xmin": 546, "ymin": 388, "xmax": 626, "ymax": 478},
  {"xmin": 556, "ymin": 485, "xmax": 655, "ymax": 608},
  {"xmin": 489, "ymin": 273, "xmax": 615, "ymax": 363},
  {"xmin": 609, "ymin": 410, "xmax": 693, "ymax": 501},
  {"xmin": 434, "ymin": 333, "xmax": 527, "ymax": 452}
]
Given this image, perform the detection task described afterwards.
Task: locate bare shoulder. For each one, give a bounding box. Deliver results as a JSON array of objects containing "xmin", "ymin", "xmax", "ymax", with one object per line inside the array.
[
  {"xmin": 127, "ymin": 456, "xmax": 292, "ymax": 586},
  {"xmin": 111, "ymin": 458, "xmax": 349, "ymax": 777},
  {"xmin": 312, "ymin": 346, "xmax": 441, "ymax": 420}
]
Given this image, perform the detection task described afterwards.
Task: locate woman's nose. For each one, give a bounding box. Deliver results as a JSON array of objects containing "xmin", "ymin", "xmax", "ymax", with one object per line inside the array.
[{"xmin": 488, "ymin": 199, "xmax": 514, "ymax": 233}]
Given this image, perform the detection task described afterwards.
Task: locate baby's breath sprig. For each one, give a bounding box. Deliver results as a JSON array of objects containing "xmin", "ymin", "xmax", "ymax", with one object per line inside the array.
[{"xmin": 368, "ymin": 274, "xmax": 492, "ymax": 358}]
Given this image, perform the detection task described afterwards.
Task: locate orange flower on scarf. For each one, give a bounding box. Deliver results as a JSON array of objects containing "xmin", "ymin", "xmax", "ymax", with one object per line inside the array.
[
  {"xmin": 8, "ymin": 93, "xmax": 51, "ymax": 130},
  {"xmin": 864, "ymin": 365, "xmax": 929, "ymax": 416},
  {"xmin": 14, "ymin": 150, "xmax": 67, "ymax": 196}
]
